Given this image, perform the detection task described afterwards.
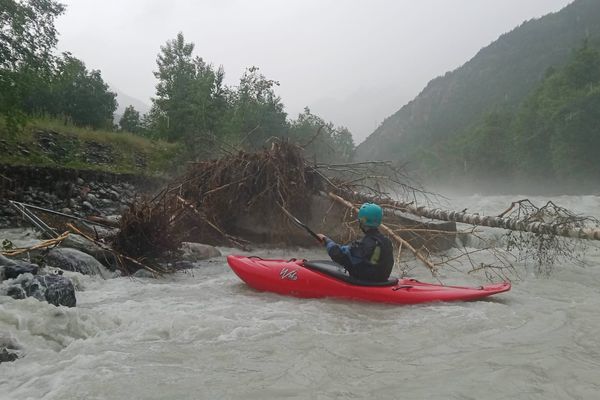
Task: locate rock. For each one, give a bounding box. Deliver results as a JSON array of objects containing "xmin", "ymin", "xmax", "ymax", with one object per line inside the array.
[
  {"xmin": 6, "ymin": 285, "xmax": 26, "ymax": 299},
  {"xmin": 180, "ymin": 242, "xmax": 221, "ymax": 262},
  {"xmin": 2, "ymin": 264, "xmax": 39, "ymax": 280},
  {"xmin": 76, "ymin": 177, "xmax": 85, "ymax": 185},
  {"xmin": 34, "ymin": 274, "xmax": 77, "ymax": 307},
  {"xmin": 86, "ymin": 193, "xmax": 98, "ymax": 204},
  {"xmin": 1, "ymin": 273, "xmax": 76, "ymax": 307},
  {"xmin": 173, "ymin": 260, "xmax": 196, "ymax": 270},
  {"xmin": 61, "ymin": 208, "xmax": 72, "ymax": 214},
  {"xmin": 107, "ymin": 190, "xmax": 120, "ymax": 201},
  {"xmin": 57, "ymin": 237, "xmax": 120, "ymax": 271},
  {"xmin": 132, "ymin": 269, "xmax": 155, "ymax": 278},
  {"xmin": 45, "ymin": 248, "xmax": 112, "ymax": 278},
  {"xmin": 0, "ymin": 348, "xmax": 18, "ymax": 363},
  {"xmin": 0, "ymin": 255, "xmax": 38, "ymax": 280},
  {"xmin": 81, "ymin": 201, "xmax": 101, "ymax": 214}
]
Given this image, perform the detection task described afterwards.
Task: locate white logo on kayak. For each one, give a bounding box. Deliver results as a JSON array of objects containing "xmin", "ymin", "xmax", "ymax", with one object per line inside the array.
[{"xmin": 280, "ymin": 268, "xmax": 298, "ymax": 281}]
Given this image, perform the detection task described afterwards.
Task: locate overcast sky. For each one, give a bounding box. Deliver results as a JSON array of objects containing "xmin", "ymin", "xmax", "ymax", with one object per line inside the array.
[{"xmin": 55, "ymin": 0, "xmax": 574, "ymax": 143}]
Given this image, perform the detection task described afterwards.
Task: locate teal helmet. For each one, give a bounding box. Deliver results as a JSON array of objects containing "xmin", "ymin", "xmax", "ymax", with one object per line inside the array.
[{"xmin": 358, "ymin": 203, "xmax": 383, "ymax": 228}]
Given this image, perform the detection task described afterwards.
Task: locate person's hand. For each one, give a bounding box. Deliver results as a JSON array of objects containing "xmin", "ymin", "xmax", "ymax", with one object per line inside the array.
[{"xmin": 316, "ymin": 233, "xmax": 327, "ymax": 244}]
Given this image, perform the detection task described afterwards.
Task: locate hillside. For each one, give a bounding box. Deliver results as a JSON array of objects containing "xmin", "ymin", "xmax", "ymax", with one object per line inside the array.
[
  {"xmin": 355, "ymin": 0, "xmax": 600, "ymax": 175},
  {"xmin": 0, "ymin": 117, "xmax": 180, "ymax": 176}
]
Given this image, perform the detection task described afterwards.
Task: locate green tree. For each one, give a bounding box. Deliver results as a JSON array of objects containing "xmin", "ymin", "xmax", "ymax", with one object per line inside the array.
[
  {"xmin": 119, "ymin": 105, "xmax": 141, "ymax": 133},
  {"xmin": 453, "ymin": 110, "xmax": 513, "ymax": 178},
  {"xmin": 288, "ymin": 108, "xmax": 355, "ymax": 163},
  {"xmin": 152, "ymin": 32, "xmax": 223, "ymax": 142},
  {"xmin": 512, "ymin": 43, "xmax": 600, "ymax": 181},
  {"xmin": 550, "ymin": 91, "xmax": 600, "ymax": 181},
  {"xmin": 331, "ymin": 126, "xmax": 355, "ymax": 162},
  {"xmin": 48, "ymin": 53, "xmax": 117, "ymax": 129},
  {"xmin": 223, "ymin": 66, "xmax": 288, "ymax": 149},
  {"xmin": 0, "ymin": 0, "xmax": 65, "ymax": 129}
]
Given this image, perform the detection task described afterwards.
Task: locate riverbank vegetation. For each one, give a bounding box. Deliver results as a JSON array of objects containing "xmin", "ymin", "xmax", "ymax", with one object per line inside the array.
[
  {"xmin": 1, "ymin": 0, "xmax": 355, "ymax": 176},
  {"xmin": 0, "ymin": 116, "xmax": 179, "ymax": 175}
]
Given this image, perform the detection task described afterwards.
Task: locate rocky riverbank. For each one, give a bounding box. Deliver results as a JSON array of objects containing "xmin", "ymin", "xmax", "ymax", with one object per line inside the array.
[
  {"xmin": 0, "ymin": 164, "xmax": 165, "ymax": 228},
  {"xmin": 0, "ymin": 227, "xmax": 223, "ymax": 365},
  {"xmin": 0, "ymin": 163, "xmax": 223, "ymax": 364}
]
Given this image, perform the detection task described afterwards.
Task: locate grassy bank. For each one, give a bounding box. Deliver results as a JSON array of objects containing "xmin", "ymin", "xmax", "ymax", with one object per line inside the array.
[{"xmin": 0, "ymin": 117, "xmax": 181, "ymax": 176}]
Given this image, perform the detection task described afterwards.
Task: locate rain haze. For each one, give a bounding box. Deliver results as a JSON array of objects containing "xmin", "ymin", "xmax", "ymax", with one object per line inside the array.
[{"xmin": 56, "ymin": 0, "xmax": 574, "ymax": 142}]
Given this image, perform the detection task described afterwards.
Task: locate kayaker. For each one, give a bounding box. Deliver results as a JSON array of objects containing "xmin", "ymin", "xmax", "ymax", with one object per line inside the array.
[{"xmin": 317, "ymin": 203, "xmax": 394, "ymax": 282}]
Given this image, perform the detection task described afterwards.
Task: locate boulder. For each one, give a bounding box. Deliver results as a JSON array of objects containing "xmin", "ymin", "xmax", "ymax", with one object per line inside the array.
[
  {"xmin": 62, "ymin": 234, "xmax": 119, "ymax": 271},
  {"xmin": 180, "ymin": 242, "xmax": 221, "ymax": 262},
  {"xmin": 45, "ymin": 248, "xmax": 112, "ymax": 278},
  {"xmin": 0, "ymin": 255, "xmax": 38, "ymax": 280},
  {"xmin": 132, "ymin": 269, "xmax": 155, "ymax": 279},
  {"xmin": 2, "ymin": 263, "xmax": 38, "ymax": 280},
  {"xmin": 1, "ymin": 273, "xmax": 76, "ymax": 307},
  {"xmin": 0, "ymin": 348, "xmax": 18, "ymax": 363}
]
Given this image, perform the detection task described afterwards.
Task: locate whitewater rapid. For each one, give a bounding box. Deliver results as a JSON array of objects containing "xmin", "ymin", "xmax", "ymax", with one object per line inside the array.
[{"xmin": 1, "ymin": 195, "xmax": 600, "ymax": 399}]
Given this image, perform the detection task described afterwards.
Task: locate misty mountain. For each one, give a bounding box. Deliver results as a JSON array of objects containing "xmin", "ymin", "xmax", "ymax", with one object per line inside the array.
[
  {"xmin": 113, "ymin": 88, "xmax": 151, "ymax": 121},
  {"xmin": 309, "ymin": 85, "xmax": 412, "ymax": 142},
  {"xmin": 355, "ymin": 0, "xmax": 600, "ymax": 167}
]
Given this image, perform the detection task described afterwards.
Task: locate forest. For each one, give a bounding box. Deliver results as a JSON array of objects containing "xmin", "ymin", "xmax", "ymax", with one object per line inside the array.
[
  {"xmin": 0, "ymin": 0, "xmax": 355, "ymax": 167},
  {"xmin": 356, "ymin": 0, "xmax": 600, "ymax": 190}
]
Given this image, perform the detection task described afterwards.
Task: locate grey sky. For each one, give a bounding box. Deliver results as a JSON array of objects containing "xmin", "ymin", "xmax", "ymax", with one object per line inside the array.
[{"xmin": 56, "ymin": 0, "xmax": 573, "ymax": 142}]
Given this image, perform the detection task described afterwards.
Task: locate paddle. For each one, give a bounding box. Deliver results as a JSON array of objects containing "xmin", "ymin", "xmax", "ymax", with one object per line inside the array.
[{"xmin": 278, "ymin": 204, "xmax": 324, "ymax": 244}]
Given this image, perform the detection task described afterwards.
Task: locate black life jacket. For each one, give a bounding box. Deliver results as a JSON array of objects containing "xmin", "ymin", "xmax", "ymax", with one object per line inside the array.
[{"xmin": 346, "ymin": 229, "xmax": 394, "ymax": 282}]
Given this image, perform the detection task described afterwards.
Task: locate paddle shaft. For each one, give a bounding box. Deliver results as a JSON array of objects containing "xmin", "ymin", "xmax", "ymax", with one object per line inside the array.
[{"xmin": 278, "ymin": 205, "xmax": 323, "ymax": 243}]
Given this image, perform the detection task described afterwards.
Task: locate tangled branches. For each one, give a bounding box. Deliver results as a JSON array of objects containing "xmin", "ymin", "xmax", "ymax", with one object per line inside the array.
[
  {"xmin": 501, "ymin": 199, "xmax": 598, "ymax": 275},
  {"xmin": 113, "ymin": 141, "xmax": 322, "ymax": 262}
]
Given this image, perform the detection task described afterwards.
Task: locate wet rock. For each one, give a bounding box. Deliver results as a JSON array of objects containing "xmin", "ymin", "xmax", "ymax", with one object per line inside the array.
[
  {"xmin": 0, "ymin": 348, "xmax": 19, "ymax": 363},
  {"xmin": 2, "ymin": 263, "xmax": 39, "ymax": 280},
  {"xmin": 99, "ymin": 199, "xmax": 113, "ymax": 207},
  {"xmin": 132, "ymin": 269, "xmax": 155, "ymax": 278},
  {"xmin": 107, "ymin": 189, "xmax": 120, "ymax": 201},
  {"xmin": 173, "ymin": 260, "xmax": 196, "ymax": 270},
  {"xmin": 86, "ymin": 193, "xmax": 98, "ymax": 203},
  {"xmin": 61, "ymin": 234, "xmax": 120, "ymax": 271},
  {"xmin": 45, "ymin": 248, "xmax": 112, "ymax": 278},
  {"xmin": 180, "ymin": 242, "xmax": 221, "ymax": 262},
  {"xmin": 2, "ymin": 273, "xmax": 76, "ymax": 307},
  {"xmin": 0, "ymin": 255, "xmax": 38, "ymax": 280}
]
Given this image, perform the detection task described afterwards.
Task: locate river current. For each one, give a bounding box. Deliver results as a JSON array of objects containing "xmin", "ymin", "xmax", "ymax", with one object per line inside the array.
[{"xmin": 1, "ymin": 194, "xmax": 600, "ymax": 399}]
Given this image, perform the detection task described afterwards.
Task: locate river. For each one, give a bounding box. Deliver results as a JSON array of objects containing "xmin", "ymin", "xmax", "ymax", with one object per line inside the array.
[{"xmin": 1, "ymin": 194, "xmax": 600, "ymax": 399}]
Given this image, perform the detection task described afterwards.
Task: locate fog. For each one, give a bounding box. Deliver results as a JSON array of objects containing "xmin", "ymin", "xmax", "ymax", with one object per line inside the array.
[{"xmin": 56, "ymin": 0, "xmax": 573, "ymax": 143}]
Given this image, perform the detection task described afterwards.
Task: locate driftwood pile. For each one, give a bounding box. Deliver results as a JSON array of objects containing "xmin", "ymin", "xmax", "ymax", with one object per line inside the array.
[{"xmin": 114, "ymin": 141, "xmax": 322, "ymax": 259}]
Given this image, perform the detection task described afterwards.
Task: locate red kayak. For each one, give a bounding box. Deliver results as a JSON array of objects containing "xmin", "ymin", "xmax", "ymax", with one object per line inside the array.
[{"xmin": 227, "ymin": 255, "xmax": 511, "ymax": 305}]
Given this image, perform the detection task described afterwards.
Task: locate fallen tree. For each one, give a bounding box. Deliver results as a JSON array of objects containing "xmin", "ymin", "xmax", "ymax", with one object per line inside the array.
[{"xmin": 342, "ymin": 191, "xmax": 600, "ymax": 241}]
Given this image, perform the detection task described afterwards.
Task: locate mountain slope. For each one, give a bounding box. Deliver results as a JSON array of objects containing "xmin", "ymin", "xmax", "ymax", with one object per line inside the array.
[{"xmin": 356, "ymin": 0, "xmax": 600, "ymax": 165}]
